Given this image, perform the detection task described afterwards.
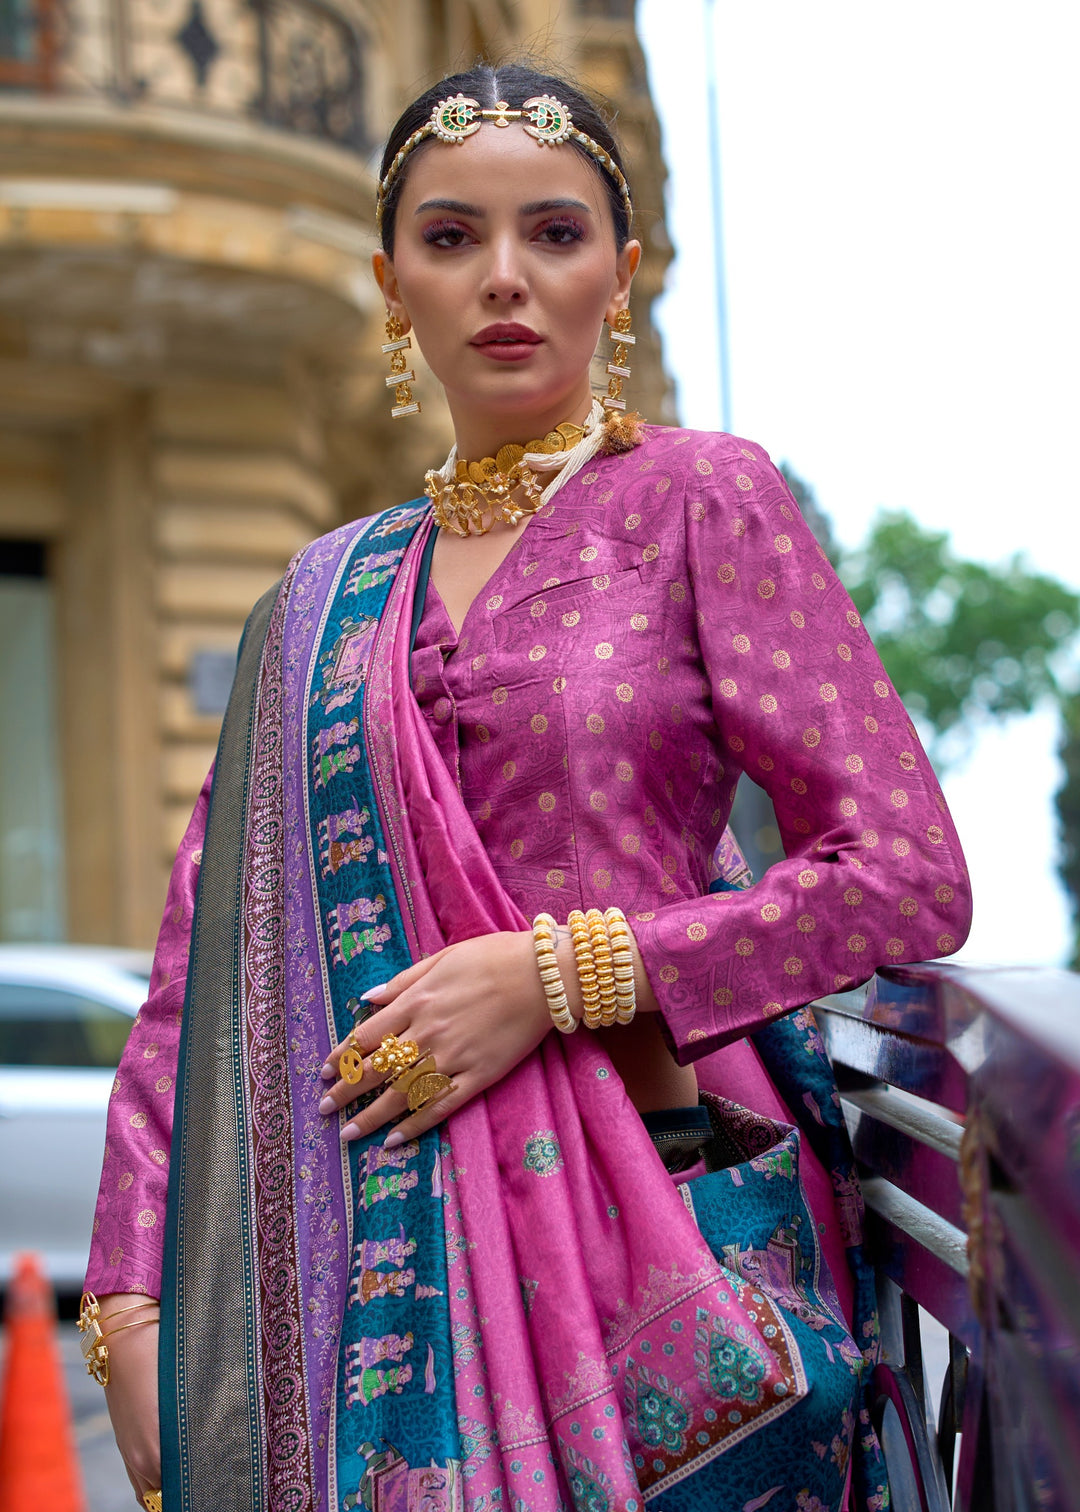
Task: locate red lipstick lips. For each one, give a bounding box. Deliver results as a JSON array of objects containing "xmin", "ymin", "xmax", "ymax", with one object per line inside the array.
[{"xmin": 470, "ymin": 323, "xmax": 542, "ymax": 362}]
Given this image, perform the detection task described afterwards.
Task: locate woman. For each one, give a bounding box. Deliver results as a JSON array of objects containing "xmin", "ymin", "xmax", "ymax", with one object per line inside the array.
[{"xmin": 85, "ymin": 63, "xmax": 970, "ymax": 1512}]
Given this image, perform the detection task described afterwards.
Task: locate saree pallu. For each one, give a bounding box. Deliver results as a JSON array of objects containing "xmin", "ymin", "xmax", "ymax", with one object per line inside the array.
[{"xmin": 160, "ymin": 505, "xmax": 885, "ymax": 1512}]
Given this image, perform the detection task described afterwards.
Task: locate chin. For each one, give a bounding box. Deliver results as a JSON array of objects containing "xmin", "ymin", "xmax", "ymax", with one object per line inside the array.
[{"xmin": 457, "ymin": 379, "xmax": 586, "ymax": 424}]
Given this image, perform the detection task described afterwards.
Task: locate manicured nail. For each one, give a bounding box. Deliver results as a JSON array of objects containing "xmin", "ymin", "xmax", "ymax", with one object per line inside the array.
[
  {"xmin": 383, "ymin": 1130, "xmax": 404, "ymax": 1150},
  {"xmin": 318, "ymin": 1095, "xmax": 335, "ymax": 1115},
  {"xmin": 320, "ymin": 1063, "xmax": 336, "ymax": 1080},
  {"xmin": 360, "ymin": 984, "xmax": 387, "ymax": 1001},
  {"xmin": 341, "ymin": 1124, "xmax": 363, "ymax": 1143}
]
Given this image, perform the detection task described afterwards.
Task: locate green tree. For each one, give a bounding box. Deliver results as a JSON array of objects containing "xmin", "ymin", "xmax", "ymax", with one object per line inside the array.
[
  {"xmin": 837, "ymin": 510, "xmax": 1079, "ymax": 759},
  {"xmin": 776, "ymin": 467, "xmax": 1080, "ymax": 958}
]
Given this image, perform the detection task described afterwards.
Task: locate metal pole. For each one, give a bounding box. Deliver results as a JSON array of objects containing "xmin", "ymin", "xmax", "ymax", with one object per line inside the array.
[{"xmin": 703, "ymin": 0, "xmax": 733, "ymax": 433}]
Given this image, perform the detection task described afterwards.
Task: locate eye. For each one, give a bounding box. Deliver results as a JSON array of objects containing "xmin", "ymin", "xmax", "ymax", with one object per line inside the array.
[
  {"xmin": 422, "ymin": 219, "xmax": 473, "ymax": 248},
  {"xmin": 535, "ymin": 217, "xmax": 587, "ymax": 245}
]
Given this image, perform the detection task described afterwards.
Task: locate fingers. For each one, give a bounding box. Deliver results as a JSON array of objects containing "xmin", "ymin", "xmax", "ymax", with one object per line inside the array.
[
  {"xmin": 340, "ymin": 1083, "xmax": 409, "ymax": 1142},
  {"xmin": 379, "ymin": 1083, "xmax": 461, "ymax": 1147},
  {"xmin": 342, "ymin": 1076, "xmax": 463, "ymax": 1146},
  {"xmin": 318, "ymin": 1053, "xmax": 386, "ymax": 1115},
  {"xmin": 316, "ymin": 934, "xmax": 531, "ymax": 1143},
  {"xmin": 320, "ymin": 952, "xmax": 447, "ymax": 1079},
  {"xmin": 359, "ymin": 950, "xmax": 448, "ymax": 1015},
  {"xmin": 318, "ymin": 1018, "xmax": 418, "ymax": 1115}
]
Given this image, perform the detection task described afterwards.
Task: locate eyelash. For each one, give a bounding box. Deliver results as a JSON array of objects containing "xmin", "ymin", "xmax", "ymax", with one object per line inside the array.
[
  {"xmin": 420, "ymin": 217, "xmax": 587, "ymax": 248},
  {"xmin": 538, "ymin": 218, "xmax": 586, "ymax": 244},
  {"xmin": 422, "ymin": 219, "xmax": 470, "ymax": 247}
]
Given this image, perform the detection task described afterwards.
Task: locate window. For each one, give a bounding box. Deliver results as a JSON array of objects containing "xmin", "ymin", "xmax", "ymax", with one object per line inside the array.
[
  {"xmin": 0, "ymin": 0, "xmax": 57, "ymax": 87},
  {"xmin": 0, "ymin": 982, "xmax": 134, "ymax": 1067},
  {"xmin": 0, "ymin": 541, "xmax": 65, "ymax": 941}
]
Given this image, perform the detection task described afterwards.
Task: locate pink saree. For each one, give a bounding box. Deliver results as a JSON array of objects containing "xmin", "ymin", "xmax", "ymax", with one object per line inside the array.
[{"xmin": 365, "ymin": 518, "xmax": 863, "ymax": 1509}]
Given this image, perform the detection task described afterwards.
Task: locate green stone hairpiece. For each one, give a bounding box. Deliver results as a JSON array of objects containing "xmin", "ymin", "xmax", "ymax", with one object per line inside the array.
[{"xmin": 377, "ymin": 92, "xmax": 633, "ymax": 232}]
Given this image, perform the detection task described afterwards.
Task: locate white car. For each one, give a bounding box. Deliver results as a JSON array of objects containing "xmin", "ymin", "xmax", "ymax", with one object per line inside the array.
[{"xmin": 0, "ymin": 945, "xmax": 150, "ymax": 1291}]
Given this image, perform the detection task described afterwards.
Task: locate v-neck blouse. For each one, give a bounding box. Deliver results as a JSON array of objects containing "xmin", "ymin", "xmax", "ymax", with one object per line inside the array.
[{"xmin": 409, "ymin": 424, "xmax": 970, "ymax": 1063}]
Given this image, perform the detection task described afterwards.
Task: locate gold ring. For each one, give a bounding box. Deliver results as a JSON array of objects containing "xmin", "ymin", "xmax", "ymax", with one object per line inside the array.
[
  {"xmin": 339, "ymin": 1046, "xmax": 365, "ymax": 1085},
  {"xmin": 143, "ymin": 1493, "xmax": 163, "ymax": 1512},
  {"xmin": 371, "ymin": 1034, "xmax": 421, "ymax": 1077},
  {"xmin": 391, "ymin": 1054, "xmax": 456, "ymax": 1112},
  {"xmin": 405, "ymin": 1070, "xmax": 455, "ymax": 1112}
]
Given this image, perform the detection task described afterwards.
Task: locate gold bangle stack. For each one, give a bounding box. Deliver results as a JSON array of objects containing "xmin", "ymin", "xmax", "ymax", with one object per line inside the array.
[
  {"xmin": 604, "ymin": 907, "xmax": 638, "ymax": 1025},
  {"xmin": 533, "ymin": 912, "xmax": 576, "ymax": 1033},
  {"xmin": 78, "ymin": 1292, "xmax": 161, "ymax": 1387}
]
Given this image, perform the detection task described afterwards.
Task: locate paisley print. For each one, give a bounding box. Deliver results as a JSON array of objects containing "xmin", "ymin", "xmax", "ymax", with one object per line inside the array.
[{"xmin": 694, "ymin": 1309, "xmax": 770, "ymax": 1405}]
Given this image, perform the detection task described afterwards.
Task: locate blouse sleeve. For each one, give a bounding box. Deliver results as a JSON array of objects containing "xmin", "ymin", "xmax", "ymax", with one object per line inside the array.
[
  {"xmin": 83, "ymin": 766, "xmax": 212, "ymax": 1298},
  {"xmin": 633, "ymin": 437, "xmax": 972, "ymax": 1064}
]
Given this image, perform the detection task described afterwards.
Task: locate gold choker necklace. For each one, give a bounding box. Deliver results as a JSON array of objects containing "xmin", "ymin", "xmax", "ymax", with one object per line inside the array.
[
  {"xmin": 425, "ymin": 408, "xmax": 646, "ymax": 538},
  {"xmin": 425, "ymin": 420, "xmax": 587, "ymax": 538}
]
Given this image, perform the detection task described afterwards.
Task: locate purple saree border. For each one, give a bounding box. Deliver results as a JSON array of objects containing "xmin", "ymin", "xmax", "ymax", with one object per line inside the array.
[
  {"xmin": 242, "ymin": 554, "xmax": 316, "ymax": 1509},
  {"xmin": 280, "ymin": 516, "xmax": 383, "ymax": 1512}
]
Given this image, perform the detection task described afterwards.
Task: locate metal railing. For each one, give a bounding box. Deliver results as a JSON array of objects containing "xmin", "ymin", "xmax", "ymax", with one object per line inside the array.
[
  {"xmin": 0, "ymin": 0, "xmax": 369, "ymax": 154},
  {"xmin": 815, "ymin": 963, "xmax": 1080, "ymax": 1511}
]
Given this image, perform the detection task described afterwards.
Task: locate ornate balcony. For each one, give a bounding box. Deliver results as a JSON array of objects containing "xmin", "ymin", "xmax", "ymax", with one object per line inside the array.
[{"xmin": 0, "ymin": 0, "xmax": 369, "ymax": 157}]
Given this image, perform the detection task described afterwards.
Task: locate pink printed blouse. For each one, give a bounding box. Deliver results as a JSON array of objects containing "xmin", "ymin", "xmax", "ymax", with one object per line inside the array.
[{"xmin": 87, "ymin": 426, "xmax": 971, "ymax": 1299}]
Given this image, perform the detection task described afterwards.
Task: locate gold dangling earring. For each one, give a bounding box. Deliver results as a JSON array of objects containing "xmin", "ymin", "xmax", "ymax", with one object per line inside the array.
[
  {"xmin": 603, "ymin": 308, "xmax": 634, "ymax": 412},
  {"xmin": 382, "ymin": 311, "xmax": 421, "ymax": 419}
]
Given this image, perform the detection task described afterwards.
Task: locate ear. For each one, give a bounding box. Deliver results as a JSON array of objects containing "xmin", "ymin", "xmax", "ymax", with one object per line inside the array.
[
  {"xmin": 372, "ymin": 250, "xmax": 411, "ymax": 333},
  {"xmin": 606, "ymin": 239, "xmax": 642, "ymax": 326}
]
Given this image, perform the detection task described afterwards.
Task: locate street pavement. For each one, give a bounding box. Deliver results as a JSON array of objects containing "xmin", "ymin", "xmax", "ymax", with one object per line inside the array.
[{"xmin": 60, "ymin": 1323, "xmax": 134, "ymax": 1511}]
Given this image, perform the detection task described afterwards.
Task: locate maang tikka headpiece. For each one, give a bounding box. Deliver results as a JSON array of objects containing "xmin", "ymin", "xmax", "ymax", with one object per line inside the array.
[{"xmin": 376, "ymin": 93, "xmax": 634, "ymax": 234}]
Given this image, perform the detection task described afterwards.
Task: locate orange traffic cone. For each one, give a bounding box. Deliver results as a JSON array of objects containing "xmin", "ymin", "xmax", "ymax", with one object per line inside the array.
[{"xmin": 0, "ymin": 1253, "xmax": 86, "ymax": 1510}]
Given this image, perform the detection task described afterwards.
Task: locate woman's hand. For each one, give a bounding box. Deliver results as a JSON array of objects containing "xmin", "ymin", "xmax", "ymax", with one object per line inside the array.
[
  {"xmin": 97, "ymin": 1294, "xmax": 161, "ymax": 1505},
  {"xmin": 318, "ymin": 930, "xmax": 558, "ymax": 1145},
  {"xmin": 318, "ymin": 923, "xmax": 662, "ymax": 1144}
]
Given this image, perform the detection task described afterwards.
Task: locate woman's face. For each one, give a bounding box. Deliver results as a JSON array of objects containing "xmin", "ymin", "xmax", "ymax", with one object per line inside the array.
[{"xmin": 374, "ymin": 125, "xmax": 640, "ymax": 454}]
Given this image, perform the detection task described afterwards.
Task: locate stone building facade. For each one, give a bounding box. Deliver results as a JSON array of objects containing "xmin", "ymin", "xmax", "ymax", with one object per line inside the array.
[{"xmin": 0, "ymin": 0, "xmax": 672, "ymax": 947}]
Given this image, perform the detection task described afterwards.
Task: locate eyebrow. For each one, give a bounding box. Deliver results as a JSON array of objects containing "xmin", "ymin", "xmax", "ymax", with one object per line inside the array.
[{"xmin": 413, "ymin": 197, "xmax": 594, "ymax": 218}]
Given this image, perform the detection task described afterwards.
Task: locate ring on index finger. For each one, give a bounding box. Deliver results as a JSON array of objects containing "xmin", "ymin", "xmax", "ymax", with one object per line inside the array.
[{"xmin": 339, "ymin": 1042, "xmax": 366, "ymax": 1084}]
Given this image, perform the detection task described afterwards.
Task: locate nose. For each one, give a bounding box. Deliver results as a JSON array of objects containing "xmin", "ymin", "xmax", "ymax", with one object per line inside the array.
[{"xmin": 480, "ymin": 233, "xmax": 528, "ymax": 304}]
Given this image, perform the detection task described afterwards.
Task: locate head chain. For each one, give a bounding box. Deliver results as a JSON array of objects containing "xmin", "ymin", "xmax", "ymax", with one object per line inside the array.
[{"xmin": 376, "ymin": 93, "xmax": 634, "ymax": 234}]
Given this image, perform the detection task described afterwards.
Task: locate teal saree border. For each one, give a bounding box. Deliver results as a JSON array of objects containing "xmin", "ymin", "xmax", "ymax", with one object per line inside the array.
[{"xmin": 298, "ymin": 514, "xmax": 461, "ymax": 1507}]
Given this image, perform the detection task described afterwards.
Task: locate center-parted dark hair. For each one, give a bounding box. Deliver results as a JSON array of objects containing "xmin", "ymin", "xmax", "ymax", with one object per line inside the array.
[{"xmin": 378, "ymin": 63, "xmax": 633, "ymax": 257}]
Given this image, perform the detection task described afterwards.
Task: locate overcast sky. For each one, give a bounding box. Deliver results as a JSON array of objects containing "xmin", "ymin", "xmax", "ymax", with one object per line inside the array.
[{"xmin": 637, "ymin": 0, "xmax": 1079, "ymax": 966}]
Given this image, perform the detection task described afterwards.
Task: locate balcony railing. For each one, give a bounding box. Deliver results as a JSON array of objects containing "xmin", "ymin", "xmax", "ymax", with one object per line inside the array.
[
  {"xmin": 0, "ymin": 0, "xmax": 369, "ymax": 155},
  {"xmin": 815, "ymin": 963, "xmax": 1080, "ymax": 1509}
]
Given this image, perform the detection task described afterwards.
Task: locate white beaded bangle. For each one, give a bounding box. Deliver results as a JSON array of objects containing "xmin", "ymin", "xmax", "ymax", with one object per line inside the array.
[{"xmin": 533, "ymin": 912, "xmax": 577, "ymax": 1033}]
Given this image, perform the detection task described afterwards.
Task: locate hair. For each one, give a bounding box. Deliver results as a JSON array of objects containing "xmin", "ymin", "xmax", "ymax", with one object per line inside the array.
[{"xmin": 377, "ymin": 62, "xmax": 633, "ymax": 257}]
